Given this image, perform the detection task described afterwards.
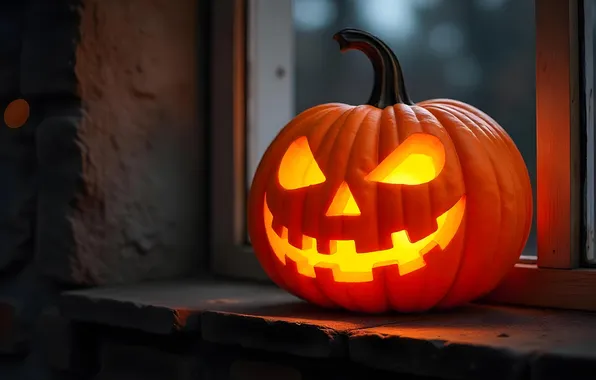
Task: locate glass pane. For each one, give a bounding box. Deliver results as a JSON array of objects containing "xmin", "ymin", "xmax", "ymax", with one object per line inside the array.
[{"xmin": 249, "ymin": 0, "xmax": 537, "ymax": 256}]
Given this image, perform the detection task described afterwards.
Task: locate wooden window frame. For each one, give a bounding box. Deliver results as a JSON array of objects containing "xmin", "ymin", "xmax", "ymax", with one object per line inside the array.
[{"xmin": 209, "ymin": 0, "xmax": 596, "ymax": 310}]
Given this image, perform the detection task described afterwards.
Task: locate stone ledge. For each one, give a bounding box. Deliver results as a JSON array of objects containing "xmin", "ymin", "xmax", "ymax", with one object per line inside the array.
[
  {"xmin": 58, "ymin": 278, "xmax": 291, "ymax": 335},
  {"xmin": 58, "ymin": 278, "xmax": 596, "ymax": 380}
]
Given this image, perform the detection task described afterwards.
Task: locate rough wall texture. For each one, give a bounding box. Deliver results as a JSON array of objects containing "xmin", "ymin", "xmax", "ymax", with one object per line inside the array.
[{"xmin": 70, "ymin": 0, "xmax": 202, "ymax": 284}]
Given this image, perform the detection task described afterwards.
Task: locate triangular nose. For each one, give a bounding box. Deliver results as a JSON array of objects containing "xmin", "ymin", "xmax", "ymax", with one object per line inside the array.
[{"xmin": 326, "ymin": 181, "xmax": 361, "ymax": 216}]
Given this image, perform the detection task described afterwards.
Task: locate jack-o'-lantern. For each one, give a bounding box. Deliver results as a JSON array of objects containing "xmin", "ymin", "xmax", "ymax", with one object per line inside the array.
[{"xmin": 248, "ymin": 28, "xmax": 532, "ymax": 313}]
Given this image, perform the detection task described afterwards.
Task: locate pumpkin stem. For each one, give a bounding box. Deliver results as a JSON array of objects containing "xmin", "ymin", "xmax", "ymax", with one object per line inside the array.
[{"xmin": 333, "ymin": 28, "xmax": 413, "ymax": 108}]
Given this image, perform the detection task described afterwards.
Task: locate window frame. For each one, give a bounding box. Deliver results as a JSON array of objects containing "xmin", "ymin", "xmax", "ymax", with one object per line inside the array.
[{"xmin": 209, "ymin": 0, "xmax": 596, "ymax": 310}]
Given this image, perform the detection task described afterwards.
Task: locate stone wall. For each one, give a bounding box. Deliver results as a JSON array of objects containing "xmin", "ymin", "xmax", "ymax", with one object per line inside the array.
[
  {"xmin": 0, "ymin": 0, "xmax": 207, "ymax": 378},
  {"xmin": 39, "ymin": 0, "xmax": 204, "ymax": 285}
]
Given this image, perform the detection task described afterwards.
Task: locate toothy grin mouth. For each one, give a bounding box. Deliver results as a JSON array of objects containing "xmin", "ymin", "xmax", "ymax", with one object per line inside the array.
[{"xmin": 263, "ymin": 195, "xmax": 466, "ymax": 282}]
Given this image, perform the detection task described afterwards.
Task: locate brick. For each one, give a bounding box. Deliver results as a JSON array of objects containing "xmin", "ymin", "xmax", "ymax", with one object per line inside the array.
[{"xmin": 20, "ymin": 0, "xmax": 81, "ymax": 97}]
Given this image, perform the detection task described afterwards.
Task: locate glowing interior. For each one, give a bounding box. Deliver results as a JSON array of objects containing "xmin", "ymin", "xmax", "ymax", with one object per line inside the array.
[
  {"xmin": 264, "ymin": 195, "xmax": 466, "ymax": 282},
  {"xmin": 366, "ymin": 133, "xmax": 446, "ymax": 185},
  {"xmin": 278, "ymin": 136, "xmax": 326, "ymax": 190},
  {"xmin": 326, "ymin": 181, "xmax": 361, "ymax": 216}
]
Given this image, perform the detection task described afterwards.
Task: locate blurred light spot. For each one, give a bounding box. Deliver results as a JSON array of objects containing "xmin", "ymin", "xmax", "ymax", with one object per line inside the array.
[
  {"xmin": 475, "ymin": 0, "xmax": 509, "ymax": 11},
  {"xmin": 4, "ymin": 99, "xmax": 29, "ymax": 129},
  {"xmin": 428, "ymin": 22, "xmax": 464, "ymax": 57},
  {"xmin": 413, "ymin": 0, "xmax": 443, "ymax": 9},
  {"xmin": 356, "ymin": 0, "xmax": 417, "ymax": 41},
  {"xmin": 294, "ymin": 0, "xmax": 337, "ymax": 32},
  {"xmin": 444, "ymin": 56, "xmax": 482, "ymax": 88}
]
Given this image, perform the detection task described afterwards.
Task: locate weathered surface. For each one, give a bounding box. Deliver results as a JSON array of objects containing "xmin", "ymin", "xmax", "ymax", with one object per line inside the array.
[
  {"xmin": 59, "ymin": 278, "xmax": 291, "ymax": 334},
  {"xmin": 58, "ymin": 279, "xmax": 596, "ymax": 380},
  {"xmin": 349, "ymin": 305, "xmax": 596, "ymax": 380},
  {"xmin": 200, "ymin": 302, "xmax": 403, "ymax": 359},
  {"xmin": 70, "ymin": 0, "xmax": 202, "ymax": 285}
]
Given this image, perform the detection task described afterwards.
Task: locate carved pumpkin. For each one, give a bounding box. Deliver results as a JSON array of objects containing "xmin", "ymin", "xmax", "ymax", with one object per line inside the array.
[{"xmin": 248, "ymin": 28, "xmax": 533, "ymax": 313}]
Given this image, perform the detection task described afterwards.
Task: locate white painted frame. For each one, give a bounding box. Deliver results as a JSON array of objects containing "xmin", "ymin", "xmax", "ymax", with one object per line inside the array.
[
  {"xmin": 246, "ymin": 0, "xmax": 295, "ymax": 186},
  {"xmin": 210, "ymin": 0, "xmax": 292, "ymax": 281}
]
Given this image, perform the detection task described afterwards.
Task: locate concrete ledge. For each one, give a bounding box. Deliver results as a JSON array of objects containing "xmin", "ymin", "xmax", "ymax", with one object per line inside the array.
[{"xmin": 59, "ymin": 278, "xmax": 596, "ymax": 380}]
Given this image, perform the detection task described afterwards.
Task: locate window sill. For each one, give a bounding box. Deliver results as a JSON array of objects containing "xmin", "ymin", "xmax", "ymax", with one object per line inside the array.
[{"xmin": 58, "ymin": 277, "xmax": 596, "ymax": 380}]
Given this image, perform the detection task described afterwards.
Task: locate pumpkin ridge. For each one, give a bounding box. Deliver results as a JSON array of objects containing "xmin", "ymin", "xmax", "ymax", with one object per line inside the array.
[
  {"xmin": 299, "ymin": 106, "xmax": 355, "ymax": 253},
  {"xmin": 267, "ymin": 106, "xmax": 343, "ymax": 307},
  {"xmin": 417, "ymin": 105, "xmax": 468, "ymax": 304},
  {"xmin": 346, "ymin": 107, "xmax": 383, "ymax": 251},
  {"xmin": 374, "ymin": 107, "xmax": 389, "ymax": 311},
  {"xmin": 312, "ymin": 107, "xmax": 367, "ymax": 310},
  {"xmin": 298, "ymin": 106, "xmax": 353, "ymax": 236},
  {"xmin": 408, "ymin": 105, "xmax": 439, "ymax": 310},
  {"xmin": 442, "ymin": 106, "xmax": 510, "ymax": 299},
  {"xmin": 449, "ymin": 106, "xmax": 531, "ymax": 293},
  {"xmin": 453, "ymin": 104, "xmax": 533, "ymax": 257},
  {"xmin": 448, "ymin": 104, "xmax": 526, "ymax": 284},
  {"xmin": 264, "ymin": 106, "xmax": 339, "ymax": 241},
  {"xmin": 298, "ymin": 106, "xmax": 352, "ymax": 299},
  {"xmin": 422, "ymin": 104, "xmax": 488, "ymax": 306}
]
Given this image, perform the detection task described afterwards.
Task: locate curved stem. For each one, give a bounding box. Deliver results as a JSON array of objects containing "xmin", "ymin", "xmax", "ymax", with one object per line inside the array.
[{"xmin": 333, "ymin": 28, "xmax": 413, "ymax": 108}]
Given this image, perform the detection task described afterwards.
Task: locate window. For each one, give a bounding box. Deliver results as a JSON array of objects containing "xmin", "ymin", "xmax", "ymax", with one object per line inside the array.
[{"xmin": 210, "ymin": 0, "xmax": 596, "ymax": 310}]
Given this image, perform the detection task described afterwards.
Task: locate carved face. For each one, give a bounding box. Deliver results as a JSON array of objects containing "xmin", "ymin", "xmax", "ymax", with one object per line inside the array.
[
  {"xmin": 264, "ymin": 132, "xmax": 466, "ymax": 282},
  {"xmin": 249, "ymin": 102, "xmax": 468, "ymax": 279}
]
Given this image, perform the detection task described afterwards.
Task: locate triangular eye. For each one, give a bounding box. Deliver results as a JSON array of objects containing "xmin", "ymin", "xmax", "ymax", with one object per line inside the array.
[
  {"xmin": 365, "ymin": 133, "xmax": 445, "ymax": 185},
  {"xmin": 278, "ymin": 136, "xmax": 326, "ymax": 190}
]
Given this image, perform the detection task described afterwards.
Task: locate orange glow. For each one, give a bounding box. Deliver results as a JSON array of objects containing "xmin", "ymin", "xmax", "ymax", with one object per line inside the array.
[
  {"xmin": 278, "ymin": 136, "xmax": 326, "ymax": 190},
  {"xmin": 4, "ymin": 99, "xmax": 30, "ymax": 129},
  {"xmin": 264, "ymin": 195, "xmax": 466, "ymax": 282},
  {"xmin": 326, "ymin": 181, "xmax": 361, "ymax": 216},
  {"xmin": 366, "ymin": 133, "xmax": 445, "ymax": 185}
]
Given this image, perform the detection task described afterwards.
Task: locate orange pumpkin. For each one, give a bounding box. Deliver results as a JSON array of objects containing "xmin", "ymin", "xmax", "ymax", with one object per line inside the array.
[{"xmin": 248, "ymin": 28, "xmax": 532, "ymax": 313}]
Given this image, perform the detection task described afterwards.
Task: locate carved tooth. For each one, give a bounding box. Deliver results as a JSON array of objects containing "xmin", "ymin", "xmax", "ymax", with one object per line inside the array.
[
  {"xmin": 405, "ymin": 218, "xmax": 439, "ymax": 243},
  {"xmin": 355, "ymin": 235, "xmax": 393, "ymax": 253},
  {"xmin": 271, "ymin": 218, "xmax": 284, "ymax": 237},
  {"xmin": 301, "ymin": 235, "xmax": 314, "ymax": 250},
  {"xmin": 329, "ymin": 240, "xmax": 337, "ymax": 254},
  {"xmin": 288, "ymin": 229, "xmax": 304, "ymax": 249},
  {"xmin": 378, "ymin": 234, "xmax": 394, "ymax": 250},
  {"xmin": 316, "ymin": 239, "xmax": 337, "ymax": 255}
]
